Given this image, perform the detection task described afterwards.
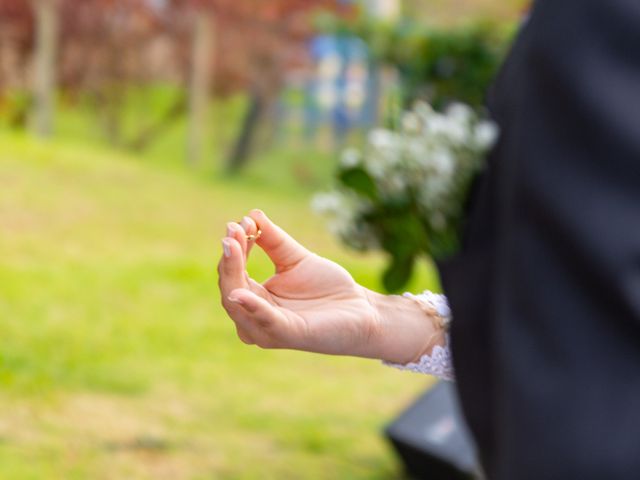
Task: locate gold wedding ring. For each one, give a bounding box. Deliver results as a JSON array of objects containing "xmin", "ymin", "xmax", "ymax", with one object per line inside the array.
[{"xmin": 246, "ymin": 229, "xmax": 262, "ymax": 242}]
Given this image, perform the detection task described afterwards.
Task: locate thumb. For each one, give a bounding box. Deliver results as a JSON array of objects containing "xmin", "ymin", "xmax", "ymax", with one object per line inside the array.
[{"xmin": 249, "ymin": 209, "xmax": 310, "ymax": 272}]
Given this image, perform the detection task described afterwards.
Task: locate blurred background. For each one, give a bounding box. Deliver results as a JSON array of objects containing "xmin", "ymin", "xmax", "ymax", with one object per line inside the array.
[{"xmin": 1, "ymin": 1, "xmax": 526, "ymax": 478}]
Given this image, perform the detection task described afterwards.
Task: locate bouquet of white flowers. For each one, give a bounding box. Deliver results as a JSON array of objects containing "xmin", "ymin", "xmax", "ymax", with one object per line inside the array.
[{"xmin": 312, "ymin": 101, "xmax": 499, "ymax": 291}]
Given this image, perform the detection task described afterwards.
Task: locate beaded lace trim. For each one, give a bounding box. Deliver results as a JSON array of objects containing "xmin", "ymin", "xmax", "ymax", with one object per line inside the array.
[{"xmin": 383, "ymin": 291, "xmax": 455, "ymax": 381}]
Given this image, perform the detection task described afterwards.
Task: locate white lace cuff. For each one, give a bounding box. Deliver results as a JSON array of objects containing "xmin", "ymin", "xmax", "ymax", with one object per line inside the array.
[{"xmin": 383, "ymin": 291, "xmax": 455, "ymax": 381}]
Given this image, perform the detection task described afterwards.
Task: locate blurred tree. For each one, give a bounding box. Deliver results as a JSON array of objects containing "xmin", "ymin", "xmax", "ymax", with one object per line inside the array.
[
  {"xmin": 0, "ymin": 0, "xmax": 34, "ymax": 128},
  {"xmin": 56, "ymin": 0, "xmax": 184, "ymax": 146},
  {"xmin": 222, "ymin": 0, "xmax": 350, "ymax": 173},
  {"xmin": 186, "ymin": 6, "xmax": 215, "ymax": 165},
  {"xmin": 31, "ymin": 0, "xmax": 59, "ymax": 137},
  {"xmin": 168, "ymin": 0, "xmax": 348, "ymax": 170},
  {"xmin": 319, "ymin": 11, "xmax": 513, "ymax": 112},
  {"xmin": 0, "ymin": 0, "xmax": 348, "ymax": 167}
]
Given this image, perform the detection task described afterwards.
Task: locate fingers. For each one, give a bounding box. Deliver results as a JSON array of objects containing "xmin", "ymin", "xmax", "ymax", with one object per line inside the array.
[
  {"xmin": 226, "ymin": 216, "xmax": 259, "ymax": 263},
  {"xmin": 248, "ymin": 209, "xmax": 310, "ymax": 272},
  {"xmin": 240, "ymin": 215, "xmax": 258, "ymax": 257},
  {"xmin": 218, "ymin": 237, "xmax": 249, "ymax": 300},
  {"xmin": 228, "ymin": 288, "xmax": 290, "ymax": 348},
  {"xmin": 220, "ymin": 210, "xmax": 305, "ymax": 349},
  {"xmin": 219, "ymin": 239, "xmax": 258, "ymax": 344},
  {"xmin": 218, "ymin": 235, "xmax": 284, "ymax": 348},
  {"xmin": 226, "ymin": 221, "xmax": 248, "ymax": 264}
]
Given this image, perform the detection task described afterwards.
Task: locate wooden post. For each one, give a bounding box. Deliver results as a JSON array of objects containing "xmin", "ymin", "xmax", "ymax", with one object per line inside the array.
[
  {"xmin": 186, "ymin": 10, "xmax": 214, "ymax": 166},
  {"xmin": 32, "ymin": 0, "xmax": 59, "ymax": 138}
]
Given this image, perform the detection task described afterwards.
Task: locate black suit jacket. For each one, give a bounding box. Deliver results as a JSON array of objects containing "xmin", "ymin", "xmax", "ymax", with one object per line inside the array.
[{"xmin": 439, "ymin": 1, "xmax": 640, "ymax": 478}]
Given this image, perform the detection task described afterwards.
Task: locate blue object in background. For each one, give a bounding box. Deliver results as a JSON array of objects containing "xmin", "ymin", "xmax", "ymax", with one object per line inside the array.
[{"xmin": 296, "ymin": 33, "xmax": 379, "ymax": 146}]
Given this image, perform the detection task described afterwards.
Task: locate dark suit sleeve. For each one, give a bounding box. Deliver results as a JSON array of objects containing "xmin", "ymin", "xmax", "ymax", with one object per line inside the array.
[{"xmin": 490, "ymin": 1, "xmax": 640, "ymax": 478}]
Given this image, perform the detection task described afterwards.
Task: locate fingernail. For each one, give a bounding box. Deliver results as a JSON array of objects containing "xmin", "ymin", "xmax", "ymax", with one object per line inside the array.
[
  {"xmin": 222, "ymin": 239, "xmax": 231, "ymax": 257},
  {"xmin": 240, "ymin": 216, "xmax": 252, "ymax": 232},
  {"xmin": 226, "ymin": 222, "xmax": 236, "ymax": 237}
]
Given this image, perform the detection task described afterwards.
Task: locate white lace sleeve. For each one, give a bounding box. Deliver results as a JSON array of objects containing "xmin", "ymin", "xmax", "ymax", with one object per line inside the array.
[{"xmin": 383, "ymin": 291, "xmax": 455, "ymax": 381}]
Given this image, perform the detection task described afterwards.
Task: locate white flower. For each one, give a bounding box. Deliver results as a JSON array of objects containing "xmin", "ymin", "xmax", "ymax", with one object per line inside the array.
[
  {"xmin": 422, "ymin": 115, "xmax": 462, "ymax": 144},
  {"xmin": 364, "ymin": 159, "xmax": 386, "ymax": 179},
  {"xmin": 423, "ymin": 115, "xmax": 449, "ymax": 137},
  {"xmin": 443, "ymin": 118, "xmax": 469, "ymax": 145},
  {"xmin": 310, "ymin": 191, "xmax": 343, "ymax": 215},
  {"xmin": 316, "ymin": 99, "xmax": 493, "ymax": 259},
  {"xmin": 311, "ymin": 190, "xmax": 377, "ymax": 250},
  {"xmin": 446, "ymin": 102, "xmax": 474, "ymax": 125},
  {"xmin": 430, "ymin": 149, "xmax": 455, "ymax": 176},
  {"xmin": 368, "ymin": 128, "xmax": 396, "ymax": 150},
  {"xmin": 401, "ymin": 112, "xmax": 421, "ymax": 133},
  {"xmin": 473, "ymin": 121, "xmax": 499, "ymax": 150},
  {"xmin": 414, "ymin": 101, "xmax": 434, "ymax": 119},
  {"xmin": 340, "ymin": 148, "xmax": 361, "ymax": 168},
  {"xmin": 417, "ymin": 174, "xmax": 451, "ymax": 211}
]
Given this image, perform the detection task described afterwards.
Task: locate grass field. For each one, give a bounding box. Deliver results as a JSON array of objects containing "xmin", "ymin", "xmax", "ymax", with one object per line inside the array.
[{"xmin": 0, "ymin": 131, "xmax": 440, "ymax": 479}]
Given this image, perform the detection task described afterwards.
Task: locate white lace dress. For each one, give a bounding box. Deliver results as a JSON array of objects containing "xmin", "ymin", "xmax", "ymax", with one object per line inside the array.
[{"xmin": 383, "ymin": 291, "xmax": 455, "ymax": 381}]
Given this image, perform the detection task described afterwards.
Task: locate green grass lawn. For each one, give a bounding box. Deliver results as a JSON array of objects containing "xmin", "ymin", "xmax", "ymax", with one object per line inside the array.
[{"xmin": 0, "ymin": 131, "xmax": 439, "ymax": 479}]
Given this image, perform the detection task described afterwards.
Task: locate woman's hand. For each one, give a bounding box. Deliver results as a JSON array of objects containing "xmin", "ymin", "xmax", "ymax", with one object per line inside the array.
[{"xmin": 217, "ymin": 210, "xmax": 443, "ymax": 363}]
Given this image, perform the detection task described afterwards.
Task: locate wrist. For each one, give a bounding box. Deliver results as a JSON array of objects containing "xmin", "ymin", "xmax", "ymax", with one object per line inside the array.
[{"xmin": 364, "ymin": 288, "xmax": 446, "ymax": 364}]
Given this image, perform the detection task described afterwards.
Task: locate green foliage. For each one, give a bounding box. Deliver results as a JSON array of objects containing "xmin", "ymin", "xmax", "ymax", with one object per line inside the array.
[
  {"xmin": 0, "ymin": 91, "xmax": 32, "ymax": 129},
  {"xmin": 392, "ymin": 21, "xmax": 508, "ymax": 109},
  {"xmin": 320, "ymin": 14, "xmax": 514, "ymax": 110},
  {"xmin": 338, "ymin": 167, "xmax": 378, "ymax": 200},
  {"xmin": 370, "ymin": 208, "xmax": 426, "ymax": 292},
  {"xmin": 315, "ymin": 102, "xmax": 496, "ymax": 292},
  {"xmin": 383, "ymin": 255, "xmax": 414, "ymax": 294},
  {"xmin": 312, "ymin": 10, "xmax": 514, "ymax": 292}
]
